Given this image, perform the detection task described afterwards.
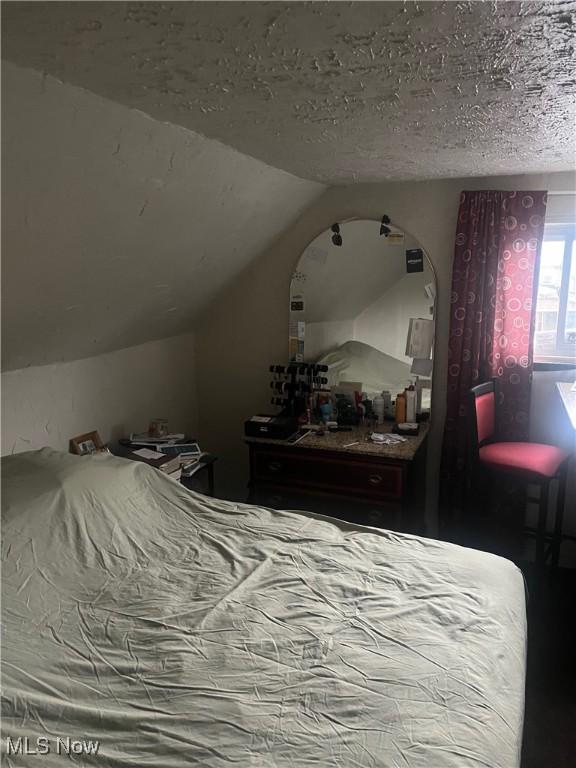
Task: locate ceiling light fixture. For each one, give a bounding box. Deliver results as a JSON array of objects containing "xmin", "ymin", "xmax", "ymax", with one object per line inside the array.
[
  {"xmin": 331, "ymin": 223, "xmax": 343, "ymax": 247},
  {"xmin": 380, "ymin": 215, "xmax": 391, "ymax": 237}
]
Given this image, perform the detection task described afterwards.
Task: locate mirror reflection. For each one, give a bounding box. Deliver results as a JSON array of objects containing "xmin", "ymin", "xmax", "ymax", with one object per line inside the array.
[{"xmin": 289, "ymin": 219, "xmax": 436, "ymax": 416}]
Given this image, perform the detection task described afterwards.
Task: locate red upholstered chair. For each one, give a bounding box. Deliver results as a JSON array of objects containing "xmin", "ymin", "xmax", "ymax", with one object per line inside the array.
[{"xmin": 468, "ymin": 378, "xmax": 571, "ymax": 567}]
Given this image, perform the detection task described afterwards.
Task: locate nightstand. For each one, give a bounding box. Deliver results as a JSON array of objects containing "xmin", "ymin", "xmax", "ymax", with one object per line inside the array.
[
  {"xmin": 181, "ymin": 455, "xmax": 217, "ymax": 497},
  {"xmin": 113, "ymin": 441, "xmax": 217, "ymax": 498}
]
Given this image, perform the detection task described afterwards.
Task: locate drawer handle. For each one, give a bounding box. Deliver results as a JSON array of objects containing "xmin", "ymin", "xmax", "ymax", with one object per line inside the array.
[
  {"xmin": 267, "ymin": 461, "xmax": 282, "ymax": 473},
  {"xmin": 368, "ymin": 474, "xmax": 383, "ymax": 486}
]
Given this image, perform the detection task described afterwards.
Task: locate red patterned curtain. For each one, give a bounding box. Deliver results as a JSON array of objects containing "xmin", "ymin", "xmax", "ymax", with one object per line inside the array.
[{"xmin": 441, "ymin": 190, "xmax": 547, "ymax": 509}]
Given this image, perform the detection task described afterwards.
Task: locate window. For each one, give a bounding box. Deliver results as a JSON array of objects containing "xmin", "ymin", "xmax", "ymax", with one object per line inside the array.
[{"xmin": 534, "ymin": 223, "xmax": 576, "ymax": 365}]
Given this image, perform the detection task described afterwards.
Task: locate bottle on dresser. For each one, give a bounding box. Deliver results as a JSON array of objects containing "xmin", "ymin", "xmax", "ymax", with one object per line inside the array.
[
  {"xmin": 373, "ymin": 393, "xmax": 385, "ymax": 424},
  {"xmin": 405, "ymin": 382, "xmax": 417, "ymax": 423},
  {"xmin": 395, "ymin": 390, "xmax": 407, "ymax": 424}
]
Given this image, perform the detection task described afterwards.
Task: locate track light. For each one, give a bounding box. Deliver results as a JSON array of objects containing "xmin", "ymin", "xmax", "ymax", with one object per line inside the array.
[{"xmin": 331, "ymin": 223, "xmax": 343, "ymax": 247}]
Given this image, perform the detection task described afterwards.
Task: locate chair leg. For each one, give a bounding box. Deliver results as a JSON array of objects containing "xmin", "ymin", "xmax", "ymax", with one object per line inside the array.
[
  {"xmin": 551, "ymin": 466, "xmax": 568, "ymax": 569},
  {"xmin": 536, "ymin": 480, "xmax": 549, "ymax": 567}
]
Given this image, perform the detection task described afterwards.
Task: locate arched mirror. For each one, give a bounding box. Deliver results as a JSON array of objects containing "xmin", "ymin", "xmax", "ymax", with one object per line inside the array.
[{"xmin": 289, "ymin": 219, "xmax": 436, "ymax": 415}]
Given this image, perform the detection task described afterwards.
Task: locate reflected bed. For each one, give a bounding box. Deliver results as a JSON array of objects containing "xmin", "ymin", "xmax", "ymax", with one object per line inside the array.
[
  {"xmin": 2, "ymin": 449, "xmax": 526, "ymax": 767},
  {"xmin": 318, "ymin": 339, "xmax": 431, "ymax": 408}
]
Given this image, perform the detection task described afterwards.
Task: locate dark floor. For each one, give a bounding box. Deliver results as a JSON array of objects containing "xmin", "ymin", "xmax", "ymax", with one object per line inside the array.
[
  {"xmin": 521, "ymin": 565, "xmax": 576, "ymax": 768},
  {"xmin": 445, "ymin": 508, "xmax": 576, "ymax": 768}
]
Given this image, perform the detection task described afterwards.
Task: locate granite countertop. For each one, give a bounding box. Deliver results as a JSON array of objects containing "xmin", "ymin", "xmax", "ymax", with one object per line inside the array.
[{"xmin": 246, "ymin": 421, "xmax": 430, "ymax": 461}]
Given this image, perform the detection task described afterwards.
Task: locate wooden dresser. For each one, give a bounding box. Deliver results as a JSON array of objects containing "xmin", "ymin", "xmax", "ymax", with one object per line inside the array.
[{"xmin": 246, "ymin": 423, "xmax": 429, "ymax": 533}]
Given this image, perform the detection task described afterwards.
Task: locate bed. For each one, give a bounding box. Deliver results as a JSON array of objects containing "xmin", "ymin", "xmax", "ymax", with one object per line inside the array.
[
  {"xmin": 2, "ymin": 449, "xmax": 526, "ymax": 767},
  {"xmin": 317, "ymin": 340, "xmax": 413, "ymax": 395},
  {"xmin": 317, "ymin": 340, "xmax": 432, "ymax": 409}
]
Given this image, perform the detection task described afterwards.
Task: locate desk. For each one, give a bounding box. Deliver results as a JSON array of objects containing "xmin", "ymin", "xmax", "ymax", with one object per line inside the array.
[
  {"xmin": 556, "ymin": 382, "xmax": 576, "ymax": 431},
  {"xmin": 246, "ymin": 422, "xmax": 429, "ymax": 533}
]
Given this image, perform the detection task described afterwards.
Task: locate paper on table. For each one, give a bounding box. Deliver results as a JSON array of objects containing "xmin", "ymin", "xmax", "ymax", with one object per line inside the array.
[
  {"xmin": 370, "ymin": 432, "xmax": 407, "ymax": 445},
  {"xmin": 133, "ymin": 448, "xmax": 163, "ymax": 460}
]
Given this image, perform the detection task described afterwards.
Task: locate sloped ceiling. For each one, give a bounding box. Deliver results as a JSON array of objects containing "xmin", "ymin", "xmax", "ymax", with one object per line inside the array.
[
  {"xmin": 1, "ymin": 63, "xmax": 324, "ymax": 371},
  {"xmin": 3, "ymin": 1, "xmax": 576, "ymax": 183}
]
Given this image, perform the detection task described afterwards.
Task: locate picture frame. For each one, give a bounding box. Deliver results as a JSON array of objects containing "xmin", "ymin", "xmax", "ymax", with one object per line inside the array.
[{"xmin": 69, "ymin": 430, "xmax": 105, "ymax": 456}]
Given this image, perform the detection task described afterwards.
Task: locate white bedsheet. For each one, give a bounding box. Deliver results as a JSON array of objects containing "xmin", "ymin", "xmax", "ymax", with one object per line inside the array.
[{"xmin": 1, "ymin": 449, "xmax": 526, "ymax": 767}]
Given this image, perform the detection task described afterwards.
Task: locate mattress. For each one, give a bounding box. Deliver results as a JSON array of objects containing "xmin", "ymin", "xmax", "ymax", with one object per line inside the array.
[{"xmin": 1, "ymin": 449, "xmax": 526, "ymax": 767}]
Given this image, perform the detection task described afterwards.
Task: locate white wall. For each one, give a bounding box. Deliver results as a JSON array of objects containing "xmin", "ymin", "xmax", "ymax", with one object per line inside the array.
[
  {"xmin": 195, "ymin": 171, "xmax": 576, "ymax": 533},
  {"xmin": 1, "ymin": 334, "xmax": 197, "ymax": 456},
  {"xmin": 305, "ymin": 320, "xmax": 355, "ymax": 361},
  {"xmin": 1, "ymin": 62, "xmax": 324, "ymax": 371},
  {"xmin": 354, "ymin": 271, "xmax": 434, "ymax": 364}
]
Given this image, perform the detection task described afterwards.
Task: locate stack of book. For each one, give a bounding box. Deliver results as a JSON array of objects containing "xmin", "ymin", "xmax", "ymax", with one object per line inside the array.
[
  {"xmin": 119, "ymin": 433, "xmax": 203, "ymax": 483},
  {"xmin": 127, "ymin": 432, "xmax": 187, "ymax": 449},
  {"xmin": 124, "ymin": 447, "xmax": 182, "ymax": 481}
]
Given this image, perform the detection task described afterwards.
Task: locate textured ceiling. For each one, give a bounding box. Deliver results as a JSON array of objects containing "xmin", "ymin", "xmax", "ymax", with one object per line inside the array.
[{"xmin": 3, "ymin": 1, "xmax": 576, "ymax": 184}]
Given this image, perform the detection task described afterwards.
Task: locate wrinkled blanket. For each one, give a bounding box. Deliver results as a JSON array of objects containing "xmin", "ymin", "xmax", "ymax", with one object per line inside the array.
[{"xmin": 1, "ymin": 449, "xmax": 526, "ymax": 767}]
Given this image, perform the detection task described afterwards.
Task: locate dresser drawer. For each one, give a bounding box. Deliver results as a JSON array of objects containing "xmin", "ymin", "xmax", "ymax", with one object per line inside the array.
[{"xmin": 252, "ymin": 448, "xmax": 405, "ymax": 500}]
